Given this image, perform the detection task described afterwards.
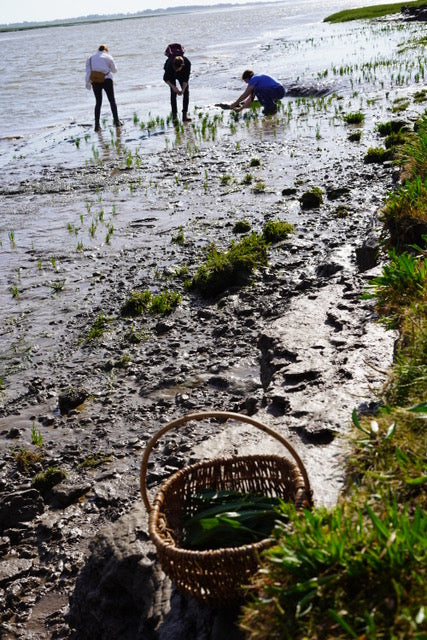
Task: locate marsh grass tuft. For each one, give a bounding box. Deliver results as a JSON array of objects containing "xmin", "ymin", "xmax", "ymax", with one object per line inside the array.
[
  {"xmin": 87, "ymin": 313, "xmax": 111, "ymax": 340},
  {"xmin": 14, "ymin": 447, "xmax": 44, "ymax": 472},
  {"xmin": 262, "ymin": 220, "xmax": 294, "ymax": 243},
  {"xmin": 343, "ymin": 111, "xmax": 365, "ymax": 124},
  {"xmin": 172, "ymin": 226, "xmax": 185, "ymax": 245},
  {"xmin": 79, "ymin": 453, "xmax": 112, "ymax": 469},
  {"xmin": 233, "ymin": 220, "xmax": 252, "ymax": 234},
  {"xmin": 364, "ymin": 147, "xmax": 393, "ymax": 164},
  {"xmin": 32, "ymin": 467, "xmax": 67, "ymax": 493},
  {"xmin": 121, "ymin": 290, "xmax": 181, "ymax": 316},
  {"xmin": 190, "ymin": 233, "xmax": 268, "ymax": 297}
]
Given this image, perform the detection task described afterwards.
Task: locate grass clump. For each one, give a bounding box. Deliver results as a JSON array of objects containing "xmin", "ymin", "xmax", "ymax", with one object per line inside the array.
[
  {"xmin": 414, "ymin": 89, "xmax": 427, "ymax": 104},
  {"xmin": 79, "ymin": 453, "xmax": 112, "ymax": 469},
  {"xmin": 241, "ymin": 172, "xmax": 253, "ymax": 185},
  {"xmin": 249, "ymin": 157, "xmax": 261, "ymax": 167},
  {"xmin": 381, "ymin": 114, "xmax": 427, "ymax": 247},
  {"xmin": 172, "ymin": 226, "xmax": 185, "ymax": 245},
  {"xmin": 384, "ymin": 131, "xmax": 408, "ymax": 149},
  {"xmin": 32, "ymin": 467, "xmax": 67, "ymax": 494},
  {"xmin": 300, "ymin": 187, "xmax": 323, "ymax": 209},
  {"xmin": 233, "ymin": 220, "xmax": 252, "ymax": 234},
  {"xmin": 190, "ymin": 233, "xmax": 268, "ymax": 297},
  {"xmin": 150, "ymin": 290, "xmax": 182, "ymax": 315},
  {"xmin": 364, "ymin": 147, "xmax": 393, "ymax": 163},
  {"xmin": 87, "ymin": 312, "xmax": 111, "ymax": 341},
  {"xmin": 14, "ymin": 448, "xmax": 44, "ymax": 472},
  {"xmin": 252, "ymin": 180, "xmax": 266, "ymax": 193},
  {"xmin": 262, "ymin": 220, "xmax": 294, "ymax": 243},
  {"xmin": 348, "ymin": 130, "xmax": 361, "ymax": 142},
  {"xmin": 343, "ymin": 111, "xmax": 365, "ymax": 124},
  {"xmin": 324, "ymin": 0, "xmax": 426, "ymax": 23},
  {"xmin": 376, "ymin": 120, "xmax": 409, "ymax": 136},
  {"xmin": 121, "ymin": 290, "xmax": 181, "ymax": 316},
  {"xmin": 121, "ymin": 291, "xmax": 151, "ymax": 316}
]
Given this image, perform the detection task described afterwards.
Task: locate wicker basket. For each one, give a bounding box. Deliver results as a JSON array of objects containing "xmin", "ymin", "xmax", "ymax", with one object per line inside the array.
[{"xmin": 140, "ymin": 411, "xmax": 313, "ymax": 606}]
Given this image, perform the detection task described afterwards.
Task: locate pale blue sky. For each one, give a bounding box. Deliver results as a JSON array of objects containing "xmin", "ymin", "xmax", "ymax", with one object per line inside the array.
[{"xmin": 0, "ymin": 0, "xmax": 254, "ymax": 24}]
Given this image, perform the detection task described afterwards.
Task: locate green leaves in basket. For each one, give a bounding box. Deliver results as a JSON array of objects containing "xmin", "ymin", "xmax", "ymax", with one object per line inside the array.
[{"xmin": 182, "ymin": 490, "xmax": 288, "ymax": 550}]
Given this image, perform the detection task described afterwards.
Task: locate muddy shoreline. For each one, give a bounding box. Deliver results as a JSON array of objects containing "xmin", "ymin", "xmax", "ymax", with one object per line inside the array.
[{"xmin": 0, "ymin": 78, "xmax": 422, "ymax": 636}]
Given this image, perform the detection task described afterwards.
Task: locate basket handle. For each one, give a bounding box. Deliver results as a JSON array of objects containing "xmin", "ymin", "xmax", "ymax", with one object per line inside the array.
[{"xmin": 140, "ymin": 411, "xmax": 312, "ymax": 513}]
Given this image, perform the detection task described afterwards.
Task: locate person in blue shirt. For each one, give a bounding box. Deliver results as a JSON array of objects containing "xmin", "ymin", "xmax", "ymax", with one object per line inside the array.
[{"xmin": 230, "ymin": 69, "xmax": 285, "ymax": 115}]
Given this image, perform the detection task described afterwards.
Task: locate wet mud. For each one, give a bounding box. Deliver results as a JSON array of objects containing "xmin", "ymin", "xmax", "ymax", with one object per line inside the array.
[{"xmin": 0, "ymin": 66, "xmax": 424, "ymax": 638}]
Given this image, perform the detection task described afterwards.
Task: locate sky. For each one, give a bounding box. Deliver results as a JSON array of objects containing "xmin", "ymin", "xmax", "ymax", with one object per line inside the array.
[{"xmin": 0, "ymin": 0, "xmax": 255, "ymax": 24}]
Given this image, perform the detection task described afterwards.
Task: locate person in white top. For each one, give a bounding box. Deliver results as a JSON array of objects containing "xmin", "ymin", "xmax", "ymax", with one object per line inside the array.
[{"xmin": 85, "ymin": 45, "xmax": 122, "ymax": 131}]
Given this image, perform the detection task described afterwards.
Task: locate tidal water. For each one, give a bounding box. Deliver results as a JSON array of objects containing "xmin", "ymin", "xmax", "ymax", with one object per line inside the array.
[{"xmin": 0, "ymin": 0, "xmax": 410, "ymax": 143}]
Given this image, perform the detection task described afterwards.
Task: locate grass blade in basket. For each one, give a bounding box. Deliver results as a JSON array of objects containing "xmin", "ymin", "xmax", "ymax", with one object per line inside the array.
[{"xmin": 182, "ymin": 490, "xmax": 289, "ymax": 550}]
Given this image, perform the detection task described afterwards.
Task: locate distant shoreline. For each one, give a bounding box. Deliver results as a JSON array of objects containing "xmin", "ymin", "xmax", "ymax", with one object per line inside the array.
[{"xmin": 0, "ymin": 1, "xmax": 280, "ymax": 33}]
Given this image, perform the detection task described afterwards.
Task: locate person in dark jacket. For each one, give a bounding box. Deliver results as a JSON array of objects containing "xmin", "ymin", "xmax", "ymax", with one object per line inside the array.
[{"xmin": 163, "ymin": 55, "xmax": 192, "ymax": 122}]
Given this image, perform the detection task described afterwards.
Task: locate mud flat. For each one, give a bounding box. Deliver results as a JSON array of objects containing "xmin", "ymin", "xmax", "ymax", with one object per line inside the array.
[{"xmin": 1, "ymin": 17, "xmax": 426, "ymax": 638}]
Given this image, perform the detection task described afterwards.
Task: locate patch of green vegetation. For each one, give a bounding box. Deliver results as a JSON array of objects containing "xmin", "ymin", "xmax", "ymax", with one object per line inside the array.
[
  {"xmin": 249, "ymin": 157, "xmax": 261, "ymax": 167},
  {"xmin": 252, "ymin": 180, "xmax": 266, "ymax": 194},
  {"xmin": 241, "ymin": 173, "xmax": 253, "ymax": 185},
  {"xmin": 190, "ymin": 233, "xmax": 268, "ymax": 297},
  {"xmin": 262, "ymin": 220, "xmax": 294, "ymax": 243},
  {"xmin": 31, "ymin": 421, "xmax": 43, "ymax": 446},
  {"xmin": 300, "ymin": 187, "xmax": 323, "ymax": 209},
  {"xmin": 121, "ymin": 289, "xmax": 181, "ymax": 316},
  {"xmin": 413, "ymin": 89, "xmax": 427, "ymax": 104},
  {"xmin": 348, "ymin": 130, "xmax": 362, "ymax": 142},
  {"xmin": 343, "ymin": 111, "xmax": 365, "ymax": 124},
  {"xmin": 14, "ymin": 448, "xmax": 44, "ymax": 472},
  {"xmin": 220, "ymin": 174, "xmax": 232, "ymax": 185},
  {"xmin": 87, "ymin": 312, "xmax": 111, "ymax": 340},
  {"xmin": 233, "ymin": 220, "xmax": 252, "ymax": 234},
  {"xmin": 240, "ymin": 88, "xmax": 426, "ymax": 640},
  {"xmin": 174, "ymin": 264, "xmax": 189, "ymax": 278},
  {"xmin": 364, "ymin": 147, "xmax": 393, "ymax": 163},
  {"xmin": 363, "ymin": 248, "xmax": 426, "ymax": 329},
  {"xmin": 121, "ymin": 291, "xmax": 152, "ymax": 316},
  {"xmin": 32, "ymin": 467, "xmax": 67, "ymax": 493},
  {"xmin": 172, "ymin": 226, "xmax": 185, "ymax": 245},
  {"xmin": 150, "ymin": 290, "xmax": 182, "ymax": 315},
  {"xmin": 124, "ymin": 325, "xmax": 151, "ymax": 344},
  {"xmin": 324, "ymin": 0, "xmax": 426, "ymax": 23},
  {"xmin": 384, "ymin": 131, "xmax": 408, "ymax": 149},
  {"xmin": 333, "ymin": 205, "xmax": 350, "ymax": 218},
  {"xmin": 376, "ymin": 120, "xmax": 409, "ymax": 136},
  {"xmin": 242, "ymin": 499, "xmax": 426, "ymax": 639},
  {"xmin": 79, "ymin": 452, "xmax": 112, "ymax": 469},
  {"xmin": 49, "ymin": 278, "xmax": 66, "ymax": 293},
  {"xmin": 381, "ymin": 113, "xmax": 427, "ymax": 247},
  {"xmin": 392, "ymin": 98, "xmax": 410, "ymax": 113}
]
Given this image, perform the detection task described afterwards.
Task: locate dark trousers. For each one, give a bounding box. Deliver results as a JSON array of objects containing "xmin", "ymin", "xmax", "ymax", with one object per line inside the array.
[
  {"xmin": 169, "ymin": 82, "xmax": 189, "ymax": 117},
  {"xmin": 255, "ymin": 85, "xmax": 285, "ymax": 115},
  {"xmin": 92, "ymin": 78, "xmax": 120, "ymax": 126}
]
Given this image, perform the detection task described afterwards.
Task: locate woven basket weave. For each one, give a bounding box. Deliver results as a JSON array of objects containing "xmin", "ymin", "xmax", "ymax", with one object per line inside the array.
[{"xmin": 140, "ymin": 411, "xmax": 313, "ymax": 605}]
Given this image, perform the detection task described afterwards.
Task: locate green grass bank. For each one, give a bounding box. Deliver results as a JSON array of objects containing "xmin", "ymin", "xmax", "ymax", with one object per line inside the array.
[
  {"xmin": 325, "ymin": 0, "xmax": 427, "ymax": 23},
  {"xmin": 239, "ymin": 114, "xmax": 427, "ymax": 639}
]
